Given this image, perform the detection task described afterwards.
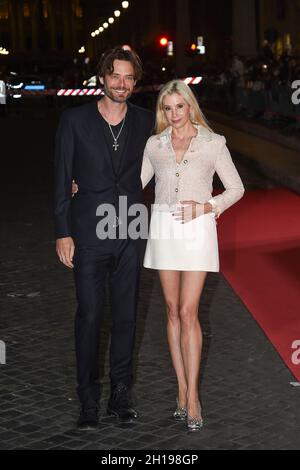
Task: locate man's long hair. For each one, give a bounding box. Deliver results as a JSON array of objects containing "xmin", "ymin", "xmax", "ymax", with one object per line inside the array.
[{"xmin": 97, "ymin": 46, "xmax": 143, "ymax": 82}]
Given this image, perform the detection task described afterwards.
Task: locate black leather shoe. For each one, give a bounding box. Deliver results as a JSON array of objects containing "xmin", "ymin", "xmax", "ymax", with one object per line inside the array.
[
  {"xmin": 77, "ymin": 402, "xmax": 99, "ymax": 431},
  {"xmin": 107, "ymin": 383, "xmax": 139, "ymax": 423}
]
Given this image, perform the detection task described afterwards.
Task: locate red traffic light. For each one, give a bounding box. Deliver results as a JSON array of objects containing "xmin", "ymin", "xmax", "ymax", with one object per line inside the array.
[{"xmin": 159, "ymin": 37, "xmax": 168, "ymax": 47}]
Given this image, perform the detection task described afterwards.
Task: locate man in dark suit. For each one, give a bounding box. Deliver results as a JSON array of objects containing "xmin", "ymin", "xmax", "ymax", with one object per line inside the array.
[{"xmin": 54, "ymin": 47, "xmax": 154, "ymax": 430}]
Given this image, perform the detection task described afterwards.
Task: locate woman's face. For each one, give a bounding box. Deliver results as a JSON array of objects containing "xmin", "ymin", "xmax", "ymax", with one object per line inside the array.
[{"xmin": 162, "ymin": 93, "xmax": 191, "ymax": 129}]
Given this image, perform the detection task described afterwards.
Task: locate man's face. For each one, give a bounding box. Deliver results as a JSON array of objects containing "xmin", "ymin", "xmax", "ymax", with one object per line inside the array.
[{"xmin": 100, "ymin": 59, "xmax": 136, "ymax": 103}]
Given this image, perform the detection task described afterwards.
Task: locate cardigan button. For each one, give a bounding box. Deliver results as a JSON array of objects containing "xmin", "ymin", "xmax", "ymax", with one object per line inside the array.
[
  {"xmin": 176, "ymin": 172, "xmax": 179, "ymax": 177},
  {"xmin": 175, "ymin": 188, "xmax": 179, "ymax": 192},
  {"xmin": 183, "ymin": 159, "xmax": 188, "ymax": 164}
]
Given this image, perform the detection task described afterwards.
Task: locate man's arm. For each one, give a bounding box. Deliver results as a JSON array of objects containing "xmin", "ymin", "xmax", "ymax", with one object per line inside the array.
[{"xmin": 54, "ymin": 111, "xmax": 75, "ymax": 268}]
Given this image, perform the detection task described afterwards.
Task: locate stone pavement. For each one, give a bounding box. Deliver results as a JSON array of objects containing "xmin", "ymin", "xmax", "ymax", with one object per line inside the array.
[{"xmin": 0, "ymin": 109, "xmax": 300, "ymax": 450}]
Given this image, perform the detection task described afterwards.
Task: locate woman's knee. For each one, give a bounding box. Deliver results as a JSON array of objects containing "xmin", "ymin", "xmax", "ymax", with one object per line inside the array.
[
  {"xmin": 165, "ymin": 300, "xmax": 180, "ymax": 322},
  {"xmin": 179, "ymin": 305, "xmax": 199, "ymax": 326}
]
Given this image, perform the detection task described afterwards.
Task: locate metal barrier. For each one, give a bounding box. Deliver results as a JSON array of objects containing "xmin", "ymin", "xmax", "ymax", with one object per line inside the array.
[
  {"xmin": 2, "ymin": 76, "xmax": 298, "ymax": 129},
  {"xmin": 201, "ymin": 81, "xmax": 300, "ymax": 125}
]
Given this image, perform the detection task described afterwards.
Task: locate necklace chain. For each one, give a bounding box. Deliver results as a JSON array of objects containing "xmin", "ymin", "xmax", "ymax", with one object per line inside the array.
[{"xmin": 108, "ymin": 116, "xmax": 126, "ymax": 151}]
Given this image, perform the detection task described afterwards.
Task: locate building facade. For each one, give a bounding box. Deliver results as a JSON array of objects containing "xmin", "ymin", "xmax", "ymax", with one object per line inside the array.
[{"xmin": 1, "ymin": 0, "xmax": 300, "ymax": 73}]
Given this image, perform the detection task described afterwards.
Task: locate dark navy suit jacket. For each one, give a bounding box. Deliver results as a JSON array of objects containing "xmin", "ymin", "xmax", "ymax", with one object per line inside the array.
[{"xmin": 54, "ymin": 99, "xmax": 154, "ymax": 246}]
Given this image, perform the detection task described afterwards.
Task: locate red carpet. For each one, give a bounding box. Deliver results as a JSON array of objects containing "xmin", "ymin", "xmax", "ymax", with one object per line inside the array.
[{"xmin": 218, "ymin": 188, "xmax": 300, "ymax": 381}]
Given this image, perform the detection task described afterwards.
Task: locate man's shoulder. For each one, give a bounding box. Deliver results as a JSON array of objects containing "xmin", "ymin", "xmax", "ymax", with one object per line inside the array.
[{"xmin": 60, "ymin": 100, "xmax": 96, "ymax": 124}]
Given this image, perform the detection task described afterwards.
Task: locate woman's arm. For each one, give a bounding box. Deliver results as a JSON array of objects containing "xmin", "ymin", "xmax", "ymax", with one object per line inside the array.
[
  {"xmin": 141, "ymin": 141, "xmax": 155, "ymax": 189},
  {"xmin": 208, "ymin": 136, "xmax": 245, "ymax": 215}
]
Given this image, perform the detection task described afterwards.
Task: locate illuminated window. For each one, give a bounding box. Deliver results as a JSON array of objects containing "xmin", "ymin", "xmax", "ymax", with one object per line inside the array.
[
  {"xmin": 73, "ymin": 0, "xmax": 83, "ymax": 18},
  {"xmin": 42, "ymin": 0, "xmax": 48, "ymax": 19},
  {"xmin": 275, "ymin": 37, "xmax": 283, "ymax": 57},
  {"xmin": 285, "ymin": 33, "xmax": 291, "ymax": 47},
  {"xmin": 23, "ymin": 1, "xmax": 30, "ymax": 18},
  {"xmin": 0, "ymin": 0, "xmax": 9, "ymax": 20}
]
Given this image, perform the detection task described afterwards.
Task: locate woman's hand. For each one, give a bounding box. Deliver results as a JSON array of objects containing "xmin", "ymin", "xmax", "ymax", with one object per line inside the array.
[
  {"xmin": 172, "ymin": 200, "xmax": 213, "ymax": 224},
  {"xmin": 72, "ymin": 180, "xmax": 78, "ymax": 197}
]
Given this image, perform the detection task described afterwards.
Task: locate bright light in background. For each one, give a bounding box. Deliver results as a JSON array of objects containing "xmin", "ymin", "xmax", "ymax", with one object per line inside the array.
[
  {"xmin": 10, "ymin": 81, "xmax": 23, "ymax": 89},
  {"xmin": 167, "ymin": 40, "xmax": 174, "ymax": 56},
  {"xmin": 24, "ymin": 85, "xmax": 45, "ymax": 90},
  {"xmin": 0, "ymin": 47, "xmax": 9, "ymax": 55},
  {"xmin": 162, "ymin": 67, "xmax": 166, "ymax": 71},
  {"xmin": 159, "ymin": 37, "xmax": 168, "ymax": 47},
  {"xmin": 190, "ymin": 43, "xmax": 197, "ymax": 51},
  {"xmin": 89, "ymin": 2, "xmax": 130, "ymax": 43},
  {"xmin": 78, "ymin": 46, "xmax": 85, "ymax": 53}
]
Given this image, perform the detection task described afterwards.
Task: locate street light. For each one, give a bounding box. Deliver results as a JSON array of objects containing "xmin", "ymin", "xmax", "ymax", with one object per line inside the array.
[
  {"xmin": 89, "ymin": 3, "xmax": 127, "ymax": 42},
  {"xmin": 159, "ymin": 37, "xmax": 168, "ymax": 47}
]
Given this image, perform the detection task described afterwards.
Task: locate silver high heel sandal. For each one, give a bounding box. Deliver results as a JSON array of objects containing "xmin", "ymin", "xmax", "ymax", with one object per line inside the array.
[
  {"xmin": 187, "ymin": 401, "xmax": 203, "ymax": 431},
  {"xmin": 173, "ymin": 398, "xmax": 187, "ymax": 421}
]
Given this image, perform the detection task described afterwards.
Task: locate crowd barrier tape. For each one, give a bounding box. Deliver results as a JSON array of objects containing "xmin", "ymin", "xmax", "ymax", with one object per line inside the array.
[{"xmin": 3, "ymin": 77, "xmax": 203, "ymax": 99}]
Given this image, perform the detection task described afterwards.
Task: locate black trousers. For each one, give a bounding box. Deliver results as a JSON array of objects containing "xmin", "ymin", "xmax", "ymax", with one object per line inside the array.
[{"xmin": 73, "ymin": 239, "xmax": 140, "ymax": 405}]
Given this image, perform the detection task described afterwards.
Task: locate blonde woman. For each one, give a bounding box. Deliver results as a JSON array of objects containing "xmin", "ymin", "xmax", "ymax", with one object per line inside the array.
[{"xmin": 141, "ymin": 80, "xmax": 244, "ymax": 431}]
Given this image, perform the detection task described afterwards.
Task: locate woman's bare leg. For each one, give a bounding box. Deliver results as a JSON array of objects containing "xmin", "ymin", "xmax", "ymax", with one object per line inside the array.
[
  {"xmin": 179, "ymin": 271, "xmax": 207, "ymax": 418},
  {"xmin": 159, "ymin": 270, "xmax": 187, "ymax": 408}
]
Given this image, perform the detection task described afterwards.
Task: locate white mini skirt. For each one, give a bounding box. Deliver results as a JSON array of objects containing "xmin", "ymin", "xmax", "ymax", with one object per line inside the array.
[{"xmin": 143, "ymin": 210, "xmax": 219, "ymax": 272}]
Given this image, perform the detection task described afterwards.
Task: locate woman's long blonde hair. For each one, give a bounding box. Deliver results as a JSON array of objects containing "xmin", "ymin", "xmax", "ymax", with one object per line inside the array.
[{"xmin": 155, "ymin": 79, "xmax": 212, "ymax": 134}]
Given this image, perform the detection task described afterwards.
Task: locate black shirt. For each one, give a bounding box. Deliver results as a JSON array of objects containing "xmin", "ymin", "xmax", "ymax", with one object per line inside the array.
[{"xmin": 99, "ymin": 110, "xmax": 129, "ymax": 175}]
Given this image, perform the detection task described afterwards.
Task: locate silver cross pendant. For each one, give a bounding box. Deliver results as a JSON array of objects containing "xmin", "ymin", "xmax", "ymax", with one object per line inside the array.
[{"xmin": 113, "ymin": 141, "xmax": 119, "ymax": 151}]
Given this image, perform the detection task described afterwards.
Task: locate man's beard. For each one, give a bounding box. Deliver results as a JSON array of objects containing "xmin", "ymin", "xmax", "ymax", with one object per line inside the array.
[{"xmin": 104, "ymin": 84, "xmax": 132, "ymax": 103}]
